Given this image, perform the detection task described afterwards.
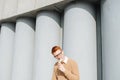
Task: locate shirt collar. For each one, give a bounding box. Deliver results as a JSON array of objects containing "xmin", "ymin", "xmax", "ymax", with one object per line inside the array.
[{"xmin": 63, "ymin": 56, "xmax": 68, "ymax": 64}]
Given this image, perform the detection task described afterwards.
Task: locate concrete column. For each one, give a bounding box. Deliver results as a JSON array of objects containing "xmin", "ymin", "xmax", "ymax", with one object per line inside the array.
[
  {"xmin": 0, "ymin": 23, "xmax": 15, "ymax": 80},
  {"xmin": 0, "ymin": 0, "xmax": 4, "ymax": 19},
  {"xmin": 96, "ymin": 5, "xmax": 102, "ymax": 80},
  {"xmin": 12, "ymin": 18, "xmax": 35, "ymax": 80},
  {"xmin": 33, "ymin": 11, "xmax": 61, "ymax": 80},
  {"xmin": 63, "ymin": 2, "xmax": 97, "ymax": 80},
  {"xmin": 101, "ymin": 0, "xmax": 120, "ymax": 80}
]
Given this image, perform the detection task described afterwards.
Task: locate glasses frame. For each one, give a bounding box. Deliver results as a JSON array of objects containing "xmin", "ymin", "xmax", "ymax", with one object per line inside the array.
[{"xmin": 54, "ymin": 51, "xmax": 62, "ymax": 58}]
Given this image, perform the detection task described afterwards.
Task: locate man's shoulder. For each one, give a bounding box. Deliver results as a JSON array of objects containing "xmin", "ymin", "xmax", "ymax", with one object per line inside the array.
[{"xmin": 68, "ymin": 58, "xmax": 77, "ymax": 64}]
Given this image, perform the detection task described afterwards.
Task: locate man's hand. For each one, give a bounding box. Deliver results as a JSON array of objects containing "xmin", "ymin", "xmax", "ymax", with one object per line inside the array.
[{"xmin": 58, "ymin": 63, "xmax": 65, "ymax": 72}]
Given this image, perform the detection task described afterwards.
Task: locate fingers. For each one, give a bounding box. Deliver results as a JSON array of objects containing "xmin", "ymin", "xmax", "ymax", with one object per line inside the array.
[{"xmin": 57, "ymin": 64, "xmax": 65, "ymax": 72}]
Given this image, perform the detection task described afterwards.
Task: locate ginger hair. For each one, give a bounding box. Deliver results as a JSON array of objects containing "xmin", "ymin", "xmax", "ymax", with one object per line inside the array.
[{"xmin": 51, "ymin": 46, "xmax": 62, "ymax": 54}]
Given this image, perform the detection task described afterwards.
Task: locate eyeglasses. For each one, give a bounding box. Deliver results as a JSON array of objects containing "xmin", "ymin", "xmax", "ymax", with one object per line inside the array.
[{"xmin": 54, "ymin": 51, "xmax": 62, "ymax": 58}]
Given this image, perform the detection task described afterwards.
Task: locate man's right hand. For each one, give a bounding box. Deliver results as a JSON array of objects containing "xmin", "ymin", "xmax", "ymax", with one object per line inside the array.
[{"xmin": 58, "ymin": 63, "xmax": 65, "ymax": 72}]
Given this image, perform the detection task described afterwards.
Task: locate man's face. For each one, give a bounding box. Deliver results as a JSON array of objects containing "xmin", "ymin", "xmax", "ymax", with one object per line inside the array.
[{"xmin": 53, "ymin": 49, "xmax": 63, "ymax": 60}]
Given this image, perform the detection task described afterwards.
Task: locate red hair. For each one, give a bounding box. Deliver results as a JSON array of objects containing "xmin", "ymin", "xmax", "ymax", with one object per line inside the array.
[{"xmin": 51, "ymin": 46, "xmax": 62, "ymax": 54}]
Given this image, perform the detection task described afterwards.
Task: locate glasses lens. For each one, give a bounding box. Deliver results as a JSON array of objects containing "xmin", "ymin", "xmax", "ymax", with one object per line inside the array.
[{"xmin": 54, "ymin": 51, "xmax": 62, "ymax": 57}]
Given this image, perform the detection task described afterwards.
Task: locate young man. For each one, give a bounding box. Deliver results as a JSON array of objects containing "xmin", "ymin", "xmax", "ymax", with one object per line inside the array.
[{"xmin": 51, "ymin": 46, "xmax": 80, "ymax": 80}]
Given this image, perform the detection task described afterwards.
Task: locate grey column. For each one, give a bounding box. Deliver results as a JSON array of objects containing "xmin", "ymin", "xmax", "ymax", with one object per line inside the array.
[
  {"xmin": 101, "ymin": 0, "xmax": 120, "ymax": 80},
  {"xmin": 63, "ymin": 3, "xmax": 97, "ymax": 80},
  {"xmin": 95, "ymin": 5, "xmax": 102, "ymax": 80},
  {"xmin": 12, "ymin": 18, "xmax": 35, "ymax": 80},
  {"xmin": 33, "ymin": 11, "xmax": 61, "ymax": 80},
  {"xmin": 0, "ymin": 23, "xmax": 15, "ymax": 80}
]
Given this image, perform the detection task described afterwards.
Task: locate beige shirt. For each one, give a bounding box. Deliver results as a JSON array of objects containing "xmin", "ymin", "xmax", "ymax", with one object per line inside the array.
[{"xmin": 52, "ymin": 57, "xmax": 80, "ymax": 80}]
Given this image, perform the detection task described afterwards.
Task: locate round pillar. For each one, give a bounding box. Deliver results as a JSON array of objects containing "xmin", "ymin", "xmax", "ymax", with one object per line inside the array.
[
  {"xmin": 0, "ymin": 23, "xmax": 15, "ymax": 80},
  {"xmin": 33, "ymin": 11, "xmax": 61, "ymax": 80},
  {"xmin": 63, "ymin": 3, "xmax": 97, "ymax": 80},
  {"xmin": 101, "ymin": 0, "xmax": 120, "ymax": 80},
  {"xmin": 12, "ymin": 18, "xmax": 35, "ymax": 80}
]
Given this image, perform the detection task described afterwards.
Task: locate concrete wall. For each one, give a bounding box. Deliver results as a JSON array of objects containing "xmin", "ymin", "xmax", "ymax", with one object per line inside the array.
[{"xmin": 0, "ymin": 0, "xmax": 70, "ymax": 21}]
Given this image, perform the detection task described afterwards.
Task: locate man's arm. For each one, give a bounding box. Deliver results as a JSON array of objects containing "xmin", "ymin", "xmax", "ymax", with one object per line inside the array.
[
  {"xmin": 52, "ymin": 67, "xmax": 57, "ymax": 80},
  {"xmin": 63, "ymin": 61, "xmax": 80, "ymax": 80}
]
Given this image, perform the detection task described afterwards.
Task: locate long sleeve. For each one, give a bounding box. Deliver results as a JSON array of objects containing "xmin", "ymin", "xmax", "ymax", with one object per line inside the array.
[
  {"xmin": 64, "ymin": 60, "xmax": 80, "ymax": 80},
  {"xmin": 52, "ymin": 67, "xmax": 57, "ymax": 80}
]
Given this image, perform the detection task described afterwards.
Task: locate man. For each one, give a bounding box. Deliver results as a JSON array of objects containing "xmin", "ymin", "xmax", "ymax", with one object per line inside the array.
[{"xmin": 51, "ymin": 46, "xmax": 80, "ymax": 80}]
